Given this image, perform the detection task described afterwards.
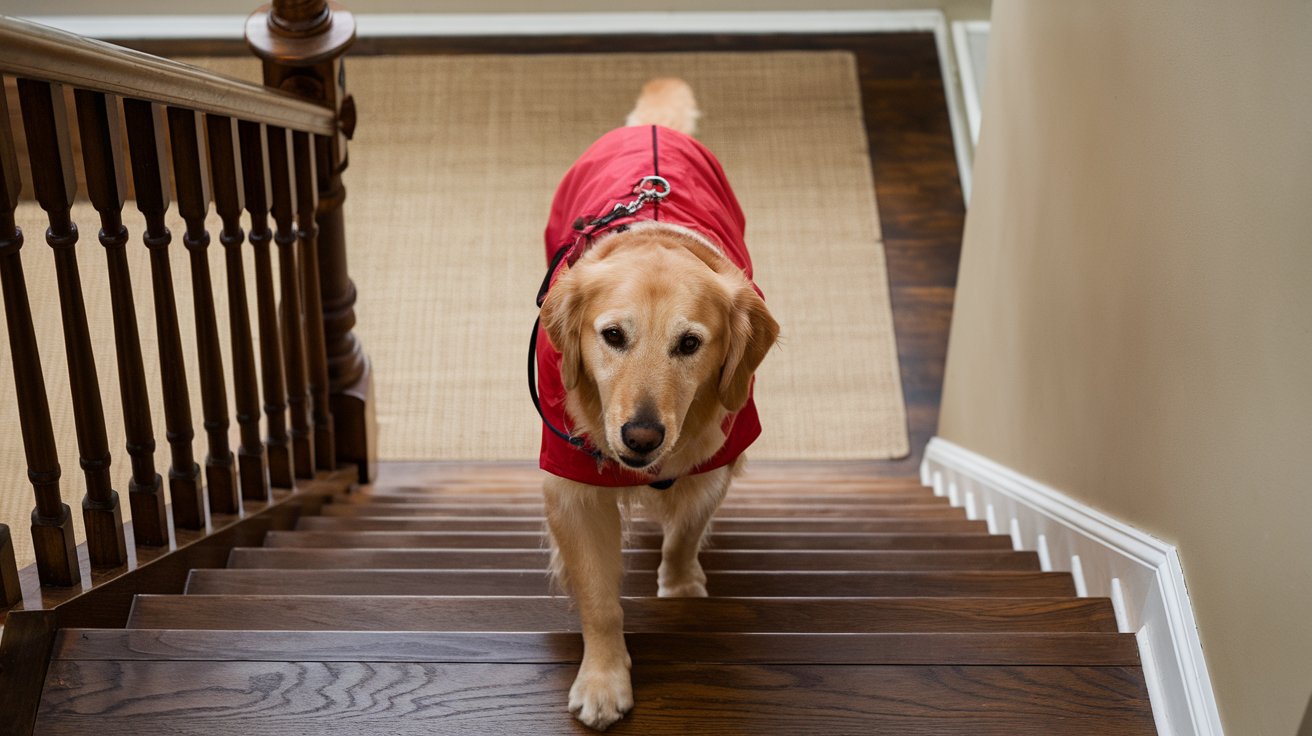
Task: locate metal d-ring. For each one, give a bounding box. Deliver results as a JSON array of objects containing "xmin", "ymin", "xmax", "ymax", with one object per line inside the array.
[{"xmin": 634, "ymin": 175, "xmax": 671, "ymax": 199}]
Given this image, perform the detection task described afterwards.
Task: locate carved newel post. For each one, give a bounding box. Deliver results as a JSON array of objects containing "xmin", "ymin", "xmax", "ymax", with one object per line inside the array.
[{"xmin": 246, "ymin": 0, "xmax": 375, "ymax": 482}]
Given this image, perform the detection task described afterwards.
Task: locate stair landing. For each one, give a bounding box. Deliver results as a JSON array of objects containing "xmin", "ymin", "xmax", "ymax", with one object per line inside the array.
[{"xmin": 33, "ymin": 461, "xmax": 1157, "ymax": 734}]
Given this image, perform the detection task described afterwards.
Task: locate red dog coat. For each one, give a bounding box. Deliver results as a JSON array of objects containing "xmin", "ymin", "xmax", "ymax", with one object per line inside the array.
[{"xmin": 537, "ymin": 125, "xmax": 764, "ymax": 486}]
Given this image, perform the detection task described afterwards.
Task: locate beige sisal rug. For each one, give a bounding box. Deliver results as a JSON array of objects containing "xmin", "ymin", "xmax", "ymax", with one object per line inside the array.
[{"xmin": 1, "ymin": 52, "xmax": 906, "ymax": 568}]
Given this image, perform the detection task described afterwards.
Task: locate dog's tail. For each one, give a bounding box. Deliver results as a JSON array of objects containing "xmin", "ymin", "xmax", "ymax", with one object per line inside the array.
[{"xmin": 625, "ymin": 78, "xmax": 700, "ymax": 136}]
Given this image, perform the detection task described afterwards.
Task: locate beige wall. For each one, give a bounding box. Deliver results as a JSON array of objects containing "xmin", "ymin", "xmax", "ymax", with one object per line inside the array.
[{"xmin": 939, "ymin": 1, "xmax": 1312, "ymax": 733}]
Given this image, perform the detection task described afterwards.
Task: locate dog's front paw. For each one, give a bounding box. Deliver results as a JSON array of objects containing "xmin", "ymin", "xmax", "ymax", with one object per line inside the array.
[
  {"xmin": 568, "ymin": 660, "xmax": 633, "ymax": 731},
  {"xmin": 657, "ymin": 579, "xmax": 708, "ymax": 597},
  {"xmin": 658, "ymin": 559, "xmax": 708, "ymax": 598}
]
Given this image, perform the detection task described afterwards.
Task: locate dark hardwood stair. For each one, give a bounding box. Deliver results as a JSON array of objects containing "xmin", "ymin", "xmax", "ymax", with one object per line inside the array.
[
  {"xmin": 226, "ymin": 547, "xmax": 1046, "ymax": 571},
  {"xmin": 31, "ymin": 462, "xmax": 1158, "ymax": 734},
  {"xmin": 318, "ymin": 502, "xmax": 968, "ymax": 518},
  {"xmin": 295, "ymin": 515, "xmax": 991, "ymax": 532},
  {"xmin": 259, "ymin": 529, "xmax": 1015, "ymax": 550},
  {"xmin": 184, "ymin": 569, "xmax": 1079, "ymax": 597}
]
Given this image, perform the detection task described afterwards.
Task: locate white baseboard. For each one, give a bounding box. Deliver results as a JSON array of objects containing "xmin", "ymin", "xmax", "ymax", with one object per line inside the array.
[{"xmin": 921, "ymin": 437, "xmax": 1223, "ymax": 736}]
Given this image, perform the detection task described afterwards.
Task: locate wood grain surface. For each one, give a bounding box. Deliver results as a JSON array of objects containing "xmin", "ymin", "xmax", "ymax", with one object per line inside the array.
[
  {"xmin": 36, "ymin": 660, "xmax": 1155, "ymax": 735},
  {"xmin": 183, "ymin": 569, "xmax": 1077, "ymax": 598},
  {"xmin": 51, "ymin": 629, "xmax": 1143, "ymax": 666},
  {"xmin": 318, "ymin": 503, "xmax": 968, "ymax": 519},
  {"xmin": 295, "ymin": 515, "xmax": 989, "ymax": 534},
  {"xmin": 125, "ymin": 595, "xmax": 1118, "ymax": 633},
  {"xmin": 225, "ymin": 548, "xmax": 1043, "ymax": 572},
  {"xmin": 259, "ymin": 530, "xmax": 1013, "ymax": 551}
]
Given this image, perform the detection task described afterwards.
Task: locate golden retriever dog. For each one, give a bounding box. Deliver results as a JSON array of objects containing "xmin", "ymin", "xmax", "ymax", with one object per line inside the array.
[{"xmin": 534, "ymin": 79, "xmax": 779, "ymax": 730}]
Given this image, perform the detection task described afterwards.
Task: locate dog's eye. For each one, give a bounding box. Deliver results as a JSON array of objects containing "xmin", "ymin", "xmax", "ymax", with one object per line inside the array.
[
  {"xmin": 677, "ymin": 334, "xmax": 702, "ymax": 356},
  {"xmin": 602, "ymin": 327, "xmax": 626, "ymax": 349}
]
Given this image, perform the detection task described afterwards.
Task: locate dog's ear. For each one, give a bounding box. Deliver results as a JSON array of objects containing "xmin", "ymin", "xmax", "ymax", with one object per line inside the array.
[
  {"xmin": 540, "ymin": 268, "xmax": 586, "ymax": 390},
  {"xmin": 718, "ymin": 283, "xmax": 779, "ymax": 412}
]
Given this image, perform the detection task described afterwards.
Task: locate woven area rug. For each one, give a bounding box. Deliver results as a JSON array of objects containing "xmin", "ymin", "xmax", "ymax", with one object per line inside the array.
[{"xmin": 1, "ymin": 51, "xmax": 907, "ymax": 568}]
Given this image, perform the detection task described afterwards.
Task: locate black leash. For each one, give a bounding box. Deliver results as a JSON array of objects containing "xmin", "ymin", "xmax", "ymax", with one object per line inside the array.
[
  {"xmin": 528, "ymin": 244, "xmax": 603, "ymax": 461},
  {"xmin": 529, "ymin": 161, "xmax": 680, "ymax": 489}
]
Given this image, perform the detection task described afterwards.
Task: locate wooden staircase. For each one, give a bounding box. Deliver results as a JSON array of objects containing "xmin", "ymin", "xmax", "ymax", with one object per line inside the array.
[{"xmin": 32, "ymin": 463, "xmax": 1158, "ymax": 734}]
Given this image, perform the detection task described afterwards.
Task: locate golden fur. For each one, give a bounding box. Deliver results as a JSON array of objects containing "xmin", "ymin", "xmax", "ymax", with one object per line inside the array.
[{"xmin": 539, "ymin": 80, "xmax": 779, "ymax": 731}]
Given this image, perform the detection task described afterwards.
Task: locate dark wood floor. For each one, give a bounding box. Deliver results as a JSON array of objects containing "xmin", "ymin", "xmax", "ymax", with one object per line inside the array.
[{"xmin": 132, "ymin": 33, "xmax": 965, "ymax": 476}]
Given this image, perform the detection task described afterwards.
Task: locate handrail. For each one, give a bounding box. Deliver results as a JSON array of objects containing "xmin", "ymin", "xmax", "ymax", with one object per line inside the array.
[{"xmin": 0, "ymin": 15, "xmax": 336, "ymax": 136}]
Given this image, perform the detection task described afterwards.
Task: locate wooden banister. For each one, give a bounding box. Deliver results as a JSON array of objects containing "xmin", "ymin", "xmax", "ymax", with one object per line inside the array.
[
  {"xmin": 239, "ymin": 120, "xmax": 295, "ymax": 488},
  {"xmin": 123, "ymin": 97, "xmax": 205, "ymax": 532},
  {"xmin": 208, "ymin": 114, "xmax": 271, "ymax": 503},
  {"xmin": 73, "ymin": 88, "xmax": 169, "ymax": 548},
  {"xmin": 18, "ymin": 77, "xmax": 128, "ymax": 570},
  {"xmin": 168, "ymin": 106, "xmax": 240, "ymax": 517},
  {"xmin": 0, "ymin": 16, "xmax": 334, "ymax": 136},
  {"xmin": 0, "ymin": 4, "xmax": 369, "ymax": 599},
  {"xmin": 293, "ymin": 130, "xmax": 336, "ymax": 472},
  {"xmin": 0, "ymin": 76, "xmax": 79, "ymax": 588},
  {"xmin": 267, "ymin": 125, "xmax": 316, "ymax": 479}
]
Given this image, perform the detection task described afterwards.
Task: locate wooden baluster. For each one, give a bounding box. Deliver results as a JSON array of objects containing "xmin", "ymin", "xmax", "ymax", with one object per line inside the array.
[
  {"xmin": 292, "ymin": 131, "xmax": 335, "ymax": 472},
  {"xmin": 73, "ymin": 90, "xmax": 168, "ymax": 547},
  {"xmin": 205, "ymin": 114, "xmax": 269, "ymax": 502},
  {"xmin": 0, "ymin": 78, "xmax": 78, "ymax": 586},
  {"xmin": 238, "ymin": 121, "xmax": 292, "ymax": 488},
  {"xmin": 17, "ymin": 78, "xmax": 128, "ymax": 569},
  {"xmin": 122, "ymin": 98, "xmax": 204, "ymax": 530},
  {"xmin": 266, "ymin": 126, "xmax": 314, "ymax": 478},
  {"xmin": 0, "ymin": 523, "xmax": 20, "ymax": 606},
  {"xmin": 166, "ymin": 107, "xmax": 239, "ymax": 515},
  {"xmin": 250, "ymin": 0, "xmax": 375, "ymax": 482}
]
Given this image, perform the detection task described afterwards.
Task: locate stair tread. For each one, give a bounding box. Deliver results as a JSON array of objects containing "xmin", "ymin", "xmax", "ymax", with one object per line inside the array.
[
  {"xmin": 35, "ymin": 660, "xmax": 1156, "ymax": 735},
  {"xmin": 296, "ymin": 516, "xmax": 990, "ymax": 533},
  {"xmin": 372, "ymin": 460, "xmax": 926, "ymax": 485},
  {"xmin": 261, "ymin": 530, "xmax": 1013, "ymax": 551},
  {"xmin": 228, "ymin": 548, "xmax": 1043, "ymax": 571},
  {"xmin": 53, "ymin": 629, "xmax": 1140, "ymax": 665},
  {"xmin": 126, "ymin": 595, "xmax": 1119, "ymax": 633},
  {"xmin": 319, "ymin": 503, "xmax": 967, "ymax": 519},
  {"xmin": 348, "ymin": 490, "xmax": 944, "ymax": 501},
  {"xmin": 186, "ymin": 569, "xmax": 1077, "ymax": 597}
]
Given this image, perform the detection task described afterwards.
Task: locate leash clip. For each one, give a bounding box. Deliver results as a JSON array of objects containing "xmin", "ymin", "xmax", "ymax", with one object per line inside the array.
[
  {"xmin": 578, "ymin": 175, "xmax": 672, "ymax": 232},
  {"xmin": 633, "ymin": 175, "xmax": 671, "ymax": 200}
]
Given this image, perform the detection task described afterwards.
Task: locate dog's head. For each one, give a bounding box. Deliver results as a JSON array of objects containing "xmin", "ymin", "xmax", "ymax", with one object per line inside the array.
[{"xmin": 540, "ymin": 226, "xmax": 779, "ymax": 474}]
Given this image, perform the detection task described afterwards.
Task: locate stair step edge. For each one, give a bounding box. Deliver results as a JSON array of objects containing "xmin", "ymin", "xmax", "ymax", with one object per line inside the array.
[{"xmin": 52, "ymin": 629, "xmax": 1142, "ymax": 666}]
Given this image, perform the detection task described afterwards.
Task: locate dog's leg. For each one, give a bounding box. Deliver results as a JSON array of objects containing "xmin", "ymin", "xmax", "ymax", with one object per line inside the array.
[
  {"xmin": 544, "ymin": 476, "xmax": 632, "ymax": 731},
  {"xmin": 651, "ymin": 466, "xmax": 731, "ymax": 597}
]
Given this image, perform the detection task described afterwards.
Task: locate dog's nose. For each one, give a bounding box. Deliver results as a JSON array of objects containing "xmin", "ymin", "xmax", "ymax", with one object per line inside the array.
[{"xmin": 621, "ymin": 421, "xmax": 665, "ymax": 454}]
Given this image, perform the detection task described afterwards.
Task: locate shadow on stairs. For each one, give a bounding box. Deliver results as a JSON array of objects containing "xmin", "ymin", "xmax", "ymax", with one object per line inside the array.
[{"xmin": 33, "ymin": 461, "xmax": 1157, "ymax": 734}]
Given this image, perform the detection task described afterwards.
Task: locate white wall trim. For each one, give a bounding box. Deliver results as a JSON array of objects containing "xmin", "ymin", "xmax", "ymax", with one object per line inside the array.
[
  {"xmin": 950, "ymin": 19, "xmax": 988, "ymax": 147},
  {"xmin": 923, "ymin": 14, "xmax": 973, "ymax": 205},
  {"xmin": 16, "ymin": 15, "xmax": 246, "ymax": 40},
  {"xmin": 22, "ymin": 10, "xmax": 974, "ymax": 203},
  {"xmin": 23, "ymin": 11, "xmax": 944, "ymax": 39},
  {"xmin": 920, "ymin": 438, "xmax": 1224, "ymax": 736}
]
